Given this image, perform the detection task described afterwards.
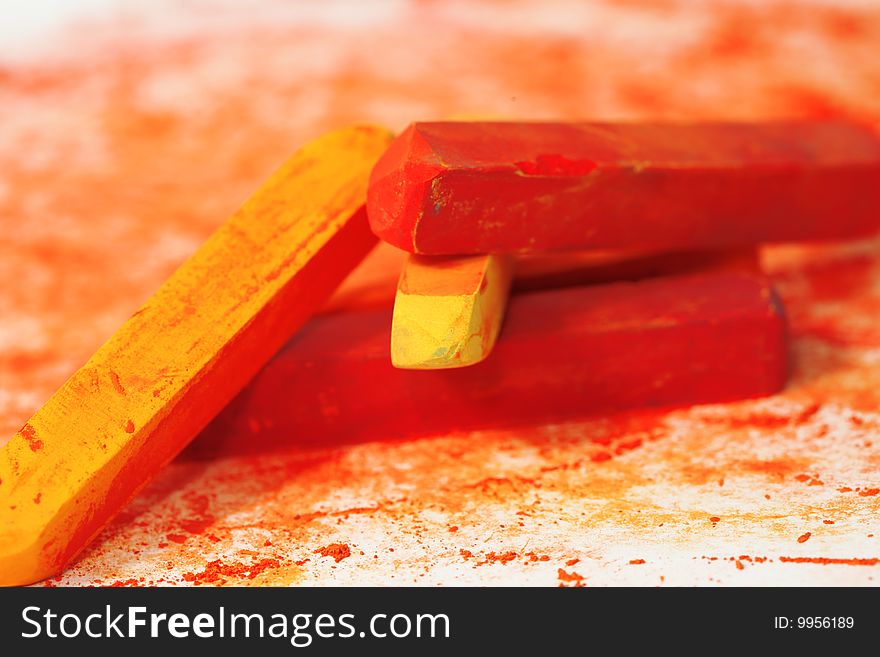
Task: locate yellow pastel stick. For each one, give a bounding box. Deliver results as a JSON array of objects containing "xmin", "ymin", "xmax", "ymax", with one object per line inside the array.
[
  {"xmin": 0, "ymin": 125, "xmax": 392, "ymax": 586},
  {"xmin": 391, "ymin": 253, "xmax": 513, "ymax": 369}
]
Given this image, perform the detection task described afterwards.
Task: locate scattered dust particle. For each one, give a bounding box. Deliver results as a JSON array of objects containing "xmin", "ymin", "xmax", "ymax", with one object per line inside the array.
[
  {"xmin": 448, "ymin": 526, "xmax": 458, "ymax": 532},
  {"xmin": 824, "ymin": 520, "xmax": 835, "ymax": 525},
  {"xmin": 33, "ymin": 493, "xmax": 41, "ymax": 504},
  {"xmin": 124, "ymin": 419, "xmax": 135, "ymax": 433},
  {"xmin": 315, "ymin": 543, "xmax": 351, "ymax": 563},
  {"xmin": 460, "ymin": 549, "xmax": 473, "ymax": 560},
  {"xmin": 798, "ymin": 532, "xmax": 812, "ymax": 544},
  {"xmin": 735, "ymin": 560, "xmax": 744, "ymax": 570}
]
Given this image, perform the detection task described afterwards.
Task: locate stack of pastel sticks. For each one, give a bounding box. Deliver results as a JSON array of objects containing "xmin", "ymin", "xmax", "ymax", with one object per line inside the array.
[{"xmin": 2, "ymin": 121, "xmax": 879, "ymax": 585}]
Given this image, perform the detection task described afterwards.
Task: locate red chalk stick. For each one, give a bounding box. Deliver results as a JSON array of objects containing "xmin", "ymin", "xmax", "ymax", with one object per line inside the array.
[
  {"xmin": 192, "ymin": 268, "xmax": 788, "ymax": 456},
  {"xmin": 367, "ymin": 121, "xmax": 880, "ymax": 254}
]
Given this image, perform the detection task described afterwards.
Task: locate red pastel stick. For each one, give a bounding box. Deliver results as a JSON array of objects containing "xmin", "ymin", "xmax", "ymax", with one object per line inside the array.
[
  {"xmin": 367, "ymin": 121, "xmax": 880, "ymax": 255},
  {"xmin": 192, "ymin": 268, "xmax": 788, "ymax": 456}
]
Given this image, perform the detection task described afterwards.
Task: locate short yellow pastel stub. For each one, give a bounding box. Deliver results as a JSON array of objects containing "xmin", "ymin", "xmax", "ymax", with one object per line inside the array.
[{"xmin": 391, "ymin": 253, "xmax": 513, "ymax": 369}]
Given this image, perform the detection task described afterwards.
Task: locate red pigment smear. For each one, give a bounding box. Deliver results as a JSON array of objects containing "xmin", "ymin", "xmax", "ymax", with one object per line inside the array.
[
  {"xmin": 33, "ymin": 493, "xmax": 41, "ymax": 505},
  {"xmin": 515, "ymin": 154, "xmax": 597, "ymax": 176},
  {"xmin": 109, "ymin": 578, "xmax": 143, "ymax": 587},
  {"xmin": 629, "ymin": 559, "xmax": 646, "ymax": 565},
  {"xmin": 460, "ymin": 549, "xmax": 473, "ymax": 560},
  {"xmin": 858, "ymin": 488, "xmax": 880, "ymax": 497},
  {"xmin": 735, "ymin": 560, "xmax": 744, "ymax": 570},
  {"xmin": 795, "ymin": 473, "xmax": 825, "ymax": 486},
  {"xmin": 525, "ymin": 551, "xmax": 550, "ymax": 563},
  {"xmin": 824, "ymin": 520, "xmax": 835, "ymax": 525},
  {"xmin": 178, "ymin": 493, "xmax": 216, "ymax": 535},
  {"xmin": 20, "ymin": 423, "xmax": 43, "ymax": 452},
  {"xmin": 448, "ymin": 526, "xmax": 458, "ymax": 532},
  {"xmin": 709, "ymin": 516, "xmax": 721, "ymax": 523},
  {"xmin": 477, "ymin": 551, "xmax": 518, "ymax": 566},
  {"xmin": 166, "ymin": 534, "xmax": 187, "ymax": 544},
  {"xmin": 703, "ymin": 406, "xmax": 820, "ymax": 431},
  {"xmin": 798, "ymin": 532, "xmax": 812, "ymax": 543},
  {"xmin": 566, "ymin": 558, "xmax": 580, "ymax": 566},
  {"xmin": 315, "ymin": 543, "xmax": 351, "ymax": 563},
  {"xmin": 557, "ymin": 569, "xmax": 585, "ymax": 586},
  {"xmin": 123, "ymin": 419, "xmax": 135, "ymax": 434},
  {"xmin": 779, "ymin": 557, "xmax": 880, "ymax": 566},
  {"xmin": 182, "ymin": 558, "xmax": 281, "ymax": 585},
  {"xmin": 109, "ymin": 371, "xmax": 125, "ymax": 395}
]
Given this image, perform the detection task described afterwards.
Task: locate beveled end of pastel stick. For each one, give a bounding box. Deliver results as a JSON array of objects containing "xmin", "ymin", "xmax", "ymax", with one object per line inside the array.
[
  {"xmin": 391, "ymin": 254, "xmax": 513, "ymax": 369},
  {"xmin": 367, "ymin": 123, "xmax": 446, "ymax": 253}
]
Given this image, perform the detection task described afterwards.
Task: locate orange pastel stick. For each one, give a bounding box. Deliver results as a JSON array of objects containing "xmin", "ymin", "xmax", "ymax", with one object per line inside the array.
[{"xmin": 0, "ymin": 125, "xmax": 392, "ymax": 586}]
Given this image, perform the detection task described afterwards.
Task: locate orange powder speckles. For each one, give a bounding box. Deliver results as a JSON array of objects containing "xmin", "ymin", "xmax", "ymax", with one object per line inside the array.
[
  {"xmin": 315, "ymin": 543, "xmax": 351, "ymax": 563},
  {"xmin": 182, "ymin": 558, "xmax": 282, "ymax": 585}
]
